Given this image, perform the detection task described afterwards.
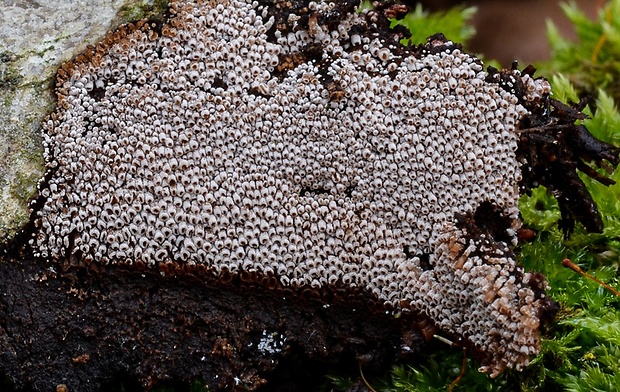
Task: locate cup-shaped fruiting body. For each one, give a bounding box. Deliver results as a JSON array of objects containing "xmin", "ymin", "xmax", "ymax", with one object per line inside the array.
[{"xmin": 34, "ymin": 0, "xmax": 554, "ymax": 376}]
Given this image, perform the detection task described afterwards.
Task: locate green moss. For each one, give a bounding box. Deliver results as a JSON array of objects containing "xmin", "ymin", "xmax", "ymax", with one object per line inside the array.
[
  {"xmin": 540, "ymin": 0, "xmax": 620, "ymax": 102},
  {"xmin": 390, "ymin": 5, "xmax": 477, "ymax": 47},
  {"xmin": 9, "ymin": 160, "xmax": 40, "ymax": 202},
  {"xmin": 519, "ymin": 186, "xmax": 561, "ymax": 232},
  {"xmin": 117, "ymin": 0, "xmax": 170, "ymax": 26},
  {"xmin": 0, "ymin": 143, "xmax": 44, "ymax": 243},
  {"xmin": 0, "ymin": 51, "xmax": 23, "ymax": 90}
]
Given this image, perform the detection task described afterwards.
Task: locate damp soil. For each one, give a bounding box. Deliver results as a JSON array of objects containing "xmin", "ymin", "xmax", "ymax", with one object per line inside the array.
[{"xmin": 0, "ymin": 246, "xmax": 434, "ymax": 392}]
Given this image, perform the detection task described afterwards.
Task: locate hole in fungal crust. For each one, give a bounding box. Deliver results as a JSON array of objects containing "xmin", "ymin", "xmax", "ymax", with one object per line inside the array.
[
  {"xmin": 474, "ymin": 201, "xmax": 513, "ymax": 245},
  {"xmin": 299, "ymin": 186, "xmax": 329, "ymax": 197},
  {"xmin": 403, "ymin": 247, "xmax": 432, "ymax": 271},
  {"xmin": 324, "ymin": 76, "xmax": 345, "ymax": 102},
  {"xmin": 417, "ymin": 253, "xmax": 432, "ymax": 271},
  {"xmin": 88, "ymin": 86, "xmax": 106, "ymax": 101},
  {"xmin": 273, "ymin": 44, "xmax": 324, "ymax": 81},
  {"xmin": 456, "ymin": 201, "xmax": 513, "ymax": 246},
  {"xmin": 402, "ymin": 245, "xmax": 415, "ymax": 260},
  {"xmin": 211, "ymin": 76, "xmax": 227, "ymax": 90},
  {"xmin": 344, "ymin": 184, "xmax": 356, "ymax": 198},
  {"xmin": 248, "ymin": 87, "xmax": 272, "ymax": 99}
]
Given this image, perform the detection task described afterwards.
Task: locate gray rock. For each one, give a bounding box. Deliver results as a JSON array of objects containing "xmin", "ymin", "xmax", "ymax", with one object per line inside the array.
[{"xmin": 0, "ymin": 0, "xmax": 167, "ymax": 243}]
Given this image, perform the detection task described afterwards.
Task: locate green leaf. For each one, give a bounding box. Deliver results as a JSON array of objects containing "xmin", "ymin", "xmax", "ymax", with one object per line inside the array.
[
  {"xmin": 583, "ymin": 89, "xmax": 620, "ymax": 143},
  {"xmin": 519, "ymin": 186, "xmax": 561, "ymax": 231},
  {"xmin": 549, "ymin": 74, "xmax": 581, "ymax": 104}
]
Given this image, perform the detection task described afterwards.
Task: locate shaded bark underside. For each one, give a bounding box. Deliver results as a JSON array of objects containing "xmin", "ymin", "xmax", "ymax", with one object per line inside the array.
[{"xmin": 0, "ymin": 248, "xmax": 433, "ymax": 391}]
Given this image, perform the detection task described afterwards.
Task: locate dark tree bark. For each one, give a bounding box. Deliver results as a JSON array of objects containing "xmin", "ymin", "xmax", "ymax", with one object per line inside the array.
[{"xmin": 0, "ymin": 244, "xmax": 432, "ymax": 391}]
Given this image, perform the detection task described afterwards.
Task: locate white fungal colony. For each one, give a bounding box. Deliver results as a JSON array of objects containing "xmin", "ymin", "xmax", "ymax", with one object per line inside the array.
[{"xmin": 34, "ymin": 0, "xmax": 552, "ymax": 375}]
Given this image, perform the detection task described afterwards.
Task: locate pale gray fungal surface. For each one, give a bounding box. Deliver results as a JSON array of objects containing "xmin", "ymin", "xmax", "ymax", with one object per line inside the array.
[{"xmin": 33, "ymin": 0, "xmax": 552, "ymax": 375}]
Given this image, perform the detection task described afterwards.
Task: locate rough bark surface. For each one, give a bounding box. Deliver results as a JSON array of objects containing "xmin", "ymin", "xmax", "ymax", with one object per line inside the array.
[{"xmin": 0, "ymin": 242, "xmax": 432, "ymax": 391}]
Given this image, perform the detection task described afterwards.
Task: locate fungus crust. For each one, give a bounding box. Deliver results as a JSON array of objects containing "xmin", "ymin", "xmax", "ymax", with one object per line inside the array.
[{"xmin": 34, "ymin": 0, "xmax": 560, "ymax": 376}]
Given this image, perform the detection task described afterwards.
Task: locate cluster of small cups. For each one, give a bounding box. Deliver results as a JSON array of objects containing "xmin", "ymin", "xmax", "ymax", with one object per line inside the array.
[{"xmin": 34, "ymin": 0, "xmax": 551, "ymax": 376}]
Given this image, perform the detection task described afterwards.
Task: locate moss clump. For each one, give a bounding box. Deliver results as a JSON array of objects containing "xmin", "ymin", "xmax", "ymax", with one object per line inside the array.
[
  {"xmin": 542, "ymin": 0, "xmax": 620, "ymax": 102},
  {"xmin": 0, "ymin": 52, "xmax": 23, "ymax": 90},
  {"xmin": 389, "ymin": 4, "xmax": 477, "ymax": 47},
  {"xmin": 116, "ymin": 0, "xmax": 170, "ymax": 26}
]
